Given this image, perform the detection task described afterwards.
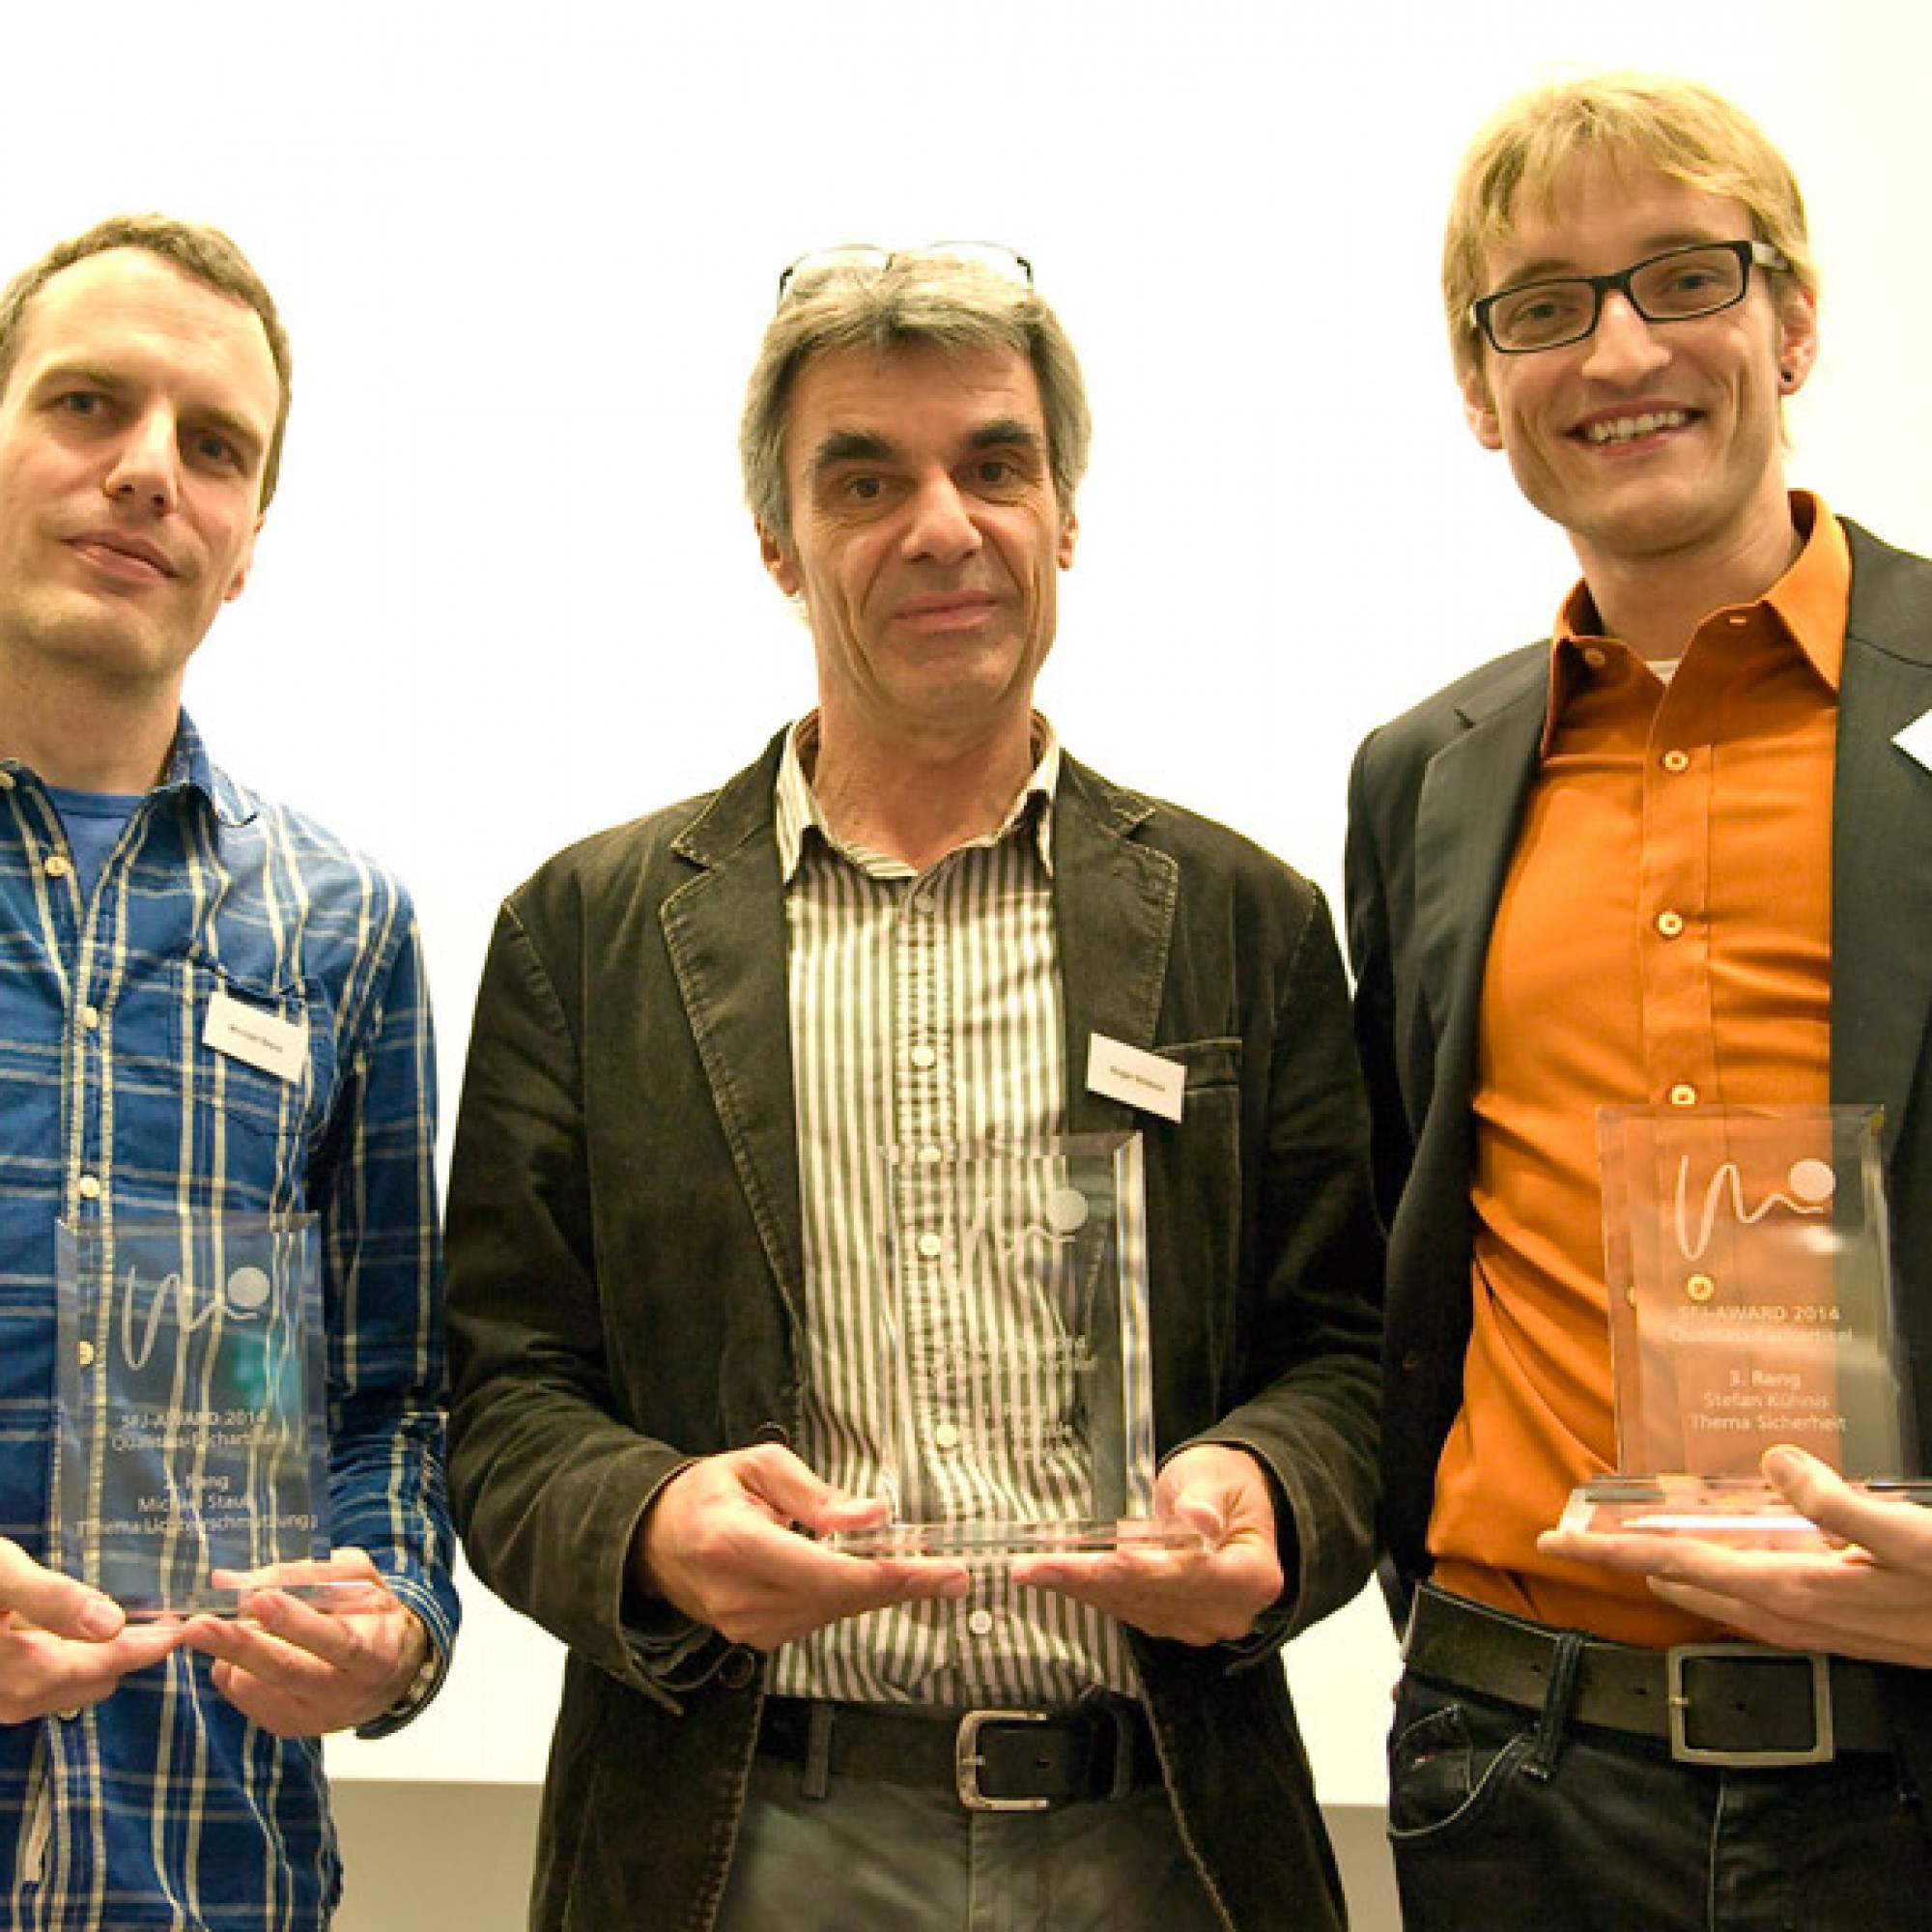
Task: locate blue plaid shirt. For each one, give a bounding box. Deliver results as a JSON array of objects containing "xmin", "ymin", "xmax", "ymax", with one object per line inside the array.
[{"xmin": 0, "ymin": 715, "xmax": 458, "ymax": 1930}]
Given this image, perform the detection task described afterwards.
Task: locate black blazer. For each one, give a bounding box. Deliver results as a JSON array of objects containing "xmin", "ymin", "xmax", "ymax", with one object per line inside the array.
[{"xmin": 1345, "ymin": 517, "xmax": 1932, "ymax": 1758}]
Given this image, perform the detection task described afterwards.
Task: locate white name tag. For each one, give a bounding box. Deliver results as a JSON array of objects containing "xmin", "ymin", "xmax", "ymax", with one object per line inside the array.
[
  {"xmin": 1086, "ymin": 1033, "xmax": 1186, "ymax": 1123},
  {"xmin": 1896, "ymin": 708, "xmax": 1932, "ymax": 776},
  {"xmin": 203, "ymin": 986, "xmax": 307, "ymax": 1084}
]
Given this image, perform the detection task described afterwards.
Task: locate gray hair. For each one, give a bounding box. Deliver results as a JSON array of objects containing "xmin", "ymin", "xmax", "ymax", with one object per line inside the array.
[{"xmin": 740, "ymin": 253, "xmax": 1091, "ymax": 544}]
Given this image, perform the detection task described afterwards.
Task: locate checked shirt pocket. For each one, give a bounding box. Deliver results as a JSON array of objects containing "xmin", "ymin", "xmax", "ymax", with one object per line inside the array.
[{"xmin": 156, "ymin": 954, "xmax": 338, "ymax": 1199}]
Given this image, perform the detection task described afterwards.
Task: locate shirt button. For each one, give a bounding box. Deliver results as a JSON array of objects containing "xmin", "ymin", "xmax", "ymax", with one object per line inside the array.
[
  {"xmin": 1726, "ymin": 613, "xmax": 1748, "ymax": 628},
  {"xmin": 966, "ymin": 1608, "xmax": 995, "ymax": 1637},
  {"xmin": 918, "ymin": 1144, "xmax": 944, "ymax": 1165},
  {"xmin": 909, "ymin": 1044, "xmax": 937, "ymax": 1071},
  {"xmin": 76, "ymin": 1174, "xmax": 102, "ymax": 1200},
  {"xmin": 1661, "ymin": 749, "xmax": 1690, "ymax": 774},
  {"xmin": 0, "ymin": 771, "xmax": 14, "ymax": 790},
  {"xmin": 76, "ymin": 1341, "xmax": 96, "ymax": 1369},
  {"xmin": 44, "ymin": 854, "xmax": 72, "ymax": 879},
  {"xmin": 933, "ymin": 1422, "xmax": 961, "ymax": 1451},
  {"xmin": 1668, "ymin": 1084, "xmax": 1698, "ymax": 1108},
  {"xmin": 917, "ymin": 1232, "xmax": 944, "ymax": 1260},
  {"xmin": 1581, "ymin": 646, "xmax": 1608, "ymax": 670},
  {"xmin": 1656, "ymin": 910, "xmax": 1686, "ymax": 938},
  {"xmin": 81, "ymin": 1006, "xmax": 101, "ymax": 1031}
]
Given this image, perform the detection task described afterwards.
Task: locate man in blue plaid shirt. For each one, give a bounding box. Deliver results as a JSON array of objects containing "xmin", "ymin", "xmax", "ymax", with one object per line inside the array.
[{"xmin": 0, "ymin": 214, "xmax": 458, "ymax": 1927}]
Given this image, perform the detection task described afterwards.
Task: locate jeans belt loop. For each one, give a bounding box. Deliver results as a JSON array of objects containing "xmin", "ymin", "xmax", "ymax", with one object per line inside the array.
[
  {"xmin": 1523, "ymin": 1629, "xmax": 1585, "ymax": 1782},
  {"xmin": 1107, "ymin": 1697, "xmax": 1138, "ymax": 1801},
  {"xmin": 802, "ymin": 1699, "xmax": 835, "ymax": 1801},
  {"xmin": 1664, "ymin": 1643, "xmax": 1835, "ymax": 1767}
]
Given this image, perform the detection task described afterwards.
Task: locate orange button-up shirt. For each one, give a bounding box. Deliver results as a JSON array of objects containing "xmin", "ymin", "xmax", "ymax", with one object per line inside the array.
[{"xmin": 1429, "ymin": 494, "xmax": 1848, "ymax": 1645}]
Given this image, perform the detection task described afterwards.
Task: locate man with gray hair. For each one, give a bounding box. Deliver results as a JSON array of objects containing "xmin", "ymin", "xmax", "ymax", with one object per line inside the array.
[{"xmin": 445, "ymin": 244, "xmax": 1382, "ymax": 1931}]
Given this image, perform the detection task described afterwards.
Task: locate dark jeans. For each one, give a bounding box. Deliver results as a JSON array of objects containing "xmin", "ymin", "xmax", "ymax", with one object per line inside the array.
[{"xmin": 1388, "ymin": 1667, "xmax": 1932, "ymax": 1931}]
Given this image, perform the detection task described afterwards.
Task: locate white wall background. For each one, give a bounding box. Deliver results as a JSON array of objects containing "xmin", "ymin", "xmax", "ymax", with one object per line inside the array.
[{"xmin": 6, "ymin": 0, "xmax": 1930, "ymax": 1814}]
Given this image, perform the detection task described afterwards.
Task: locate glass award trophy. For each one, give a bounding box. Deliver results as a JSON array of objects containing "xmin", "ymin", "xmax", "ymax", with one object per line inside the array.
[
  {"xmin": 828, "ymin": 1131, "xmax": 1203, "ymax": 1561},
  {"xmin": 55, "ymin": 1213, "xmax": 356, "ymax": 1616},
  {"xmin": 1563, "ymin": 1105, "xmax": 1932, "ymax": 1546}
]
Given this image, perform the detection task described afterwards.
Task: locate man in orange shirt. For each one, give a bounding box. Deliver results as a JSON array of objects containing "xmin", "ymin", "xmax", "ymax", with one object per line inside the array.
[{"xmin": 1348, "ymin": 72, "xmax": 1932, "ymax": 1927}]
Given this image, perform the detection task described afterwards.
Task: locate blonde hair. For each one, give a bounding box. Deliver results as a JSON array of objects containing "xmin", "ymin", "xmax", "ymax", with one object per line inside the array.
[{"xmin": 1444, "ymin": 73, "xmax": 1816, "ymax": 384}]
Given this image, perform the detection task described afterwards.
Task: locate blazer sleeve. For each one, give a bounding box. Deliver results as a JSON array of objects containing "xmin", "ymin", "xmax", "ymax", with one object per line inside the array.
[
  {"xmin": 444, "ymin": 895, "xmax": 718, "ymax": 1702},
  {"xmin": 313, "ymin": 903, "xmax": 463, "ymax": 1730},
  {"xmin": 1221, "ymin": 881, "xmax": 1382, "ymax": 1634}
]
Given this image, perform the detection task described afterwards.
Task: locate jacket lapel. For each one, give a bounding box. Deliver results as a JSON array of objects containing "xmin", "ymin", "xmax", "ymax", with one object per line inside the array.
[
  {"xmin": 661, "ymin": 742, "xmax": 806, "ymax": 1320},
  {"xmin": 1052, "ymin": 759, "xmax": 1179, "ymax": 1132},
  {"xmin": 1411, "ymin": 664, "xmax": 1548, "ymax": 1075}
]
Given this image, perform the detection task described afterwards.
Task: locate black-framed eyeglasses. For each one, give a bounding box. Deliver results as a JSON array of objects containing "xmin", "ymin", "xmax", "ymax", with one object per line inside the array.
[
  {"xmin": 776, "ymin": 241, "xmax": 1034, "ymax": 306},
  {"xmin": 1470, "ymin": 239, "xmax": 1790, "ymax": 355}
]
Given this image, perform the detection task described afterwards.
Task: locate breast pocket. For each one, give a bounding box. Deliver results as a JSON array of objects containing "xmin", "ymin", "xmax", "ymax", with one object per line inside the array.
[
  {"xmin": 159, "ymin": 954, "xmax": 337, "ymax": 1200},
  {"xmin": 1154, "ymin": 1036, "xmax": 1244, "ymax": 1202}
]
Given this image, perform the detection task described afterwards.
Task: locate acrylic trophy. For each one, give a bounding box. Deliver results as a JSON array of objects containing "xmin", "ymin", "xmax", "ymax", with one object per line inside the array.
[
  {"xmin": 828, "ymin": 1131, "xmax": 1202, "ymax": 1561},
  {"xmin": 1563, "ymin": 1105, "xmax": 1932, "ymax": 1546},
  {"xmin": 55, "ymin": 1213, "xmax": 359, "ymax": 1616}
]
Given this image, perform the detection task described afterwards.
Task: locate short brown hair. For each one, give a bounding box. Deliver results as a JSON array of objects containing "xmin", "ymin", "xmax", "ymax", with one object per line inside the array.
[
  {"xmin": 1444, "ymin": 73, "xmax": 1817, "ymax": 386},
  {"xmin": 0, "ymin": 213, "xmax": 293, "ymax": 507},
  {"xmin": 740, "ymin": 252, "xmax": 1091, "ymax": 545}
]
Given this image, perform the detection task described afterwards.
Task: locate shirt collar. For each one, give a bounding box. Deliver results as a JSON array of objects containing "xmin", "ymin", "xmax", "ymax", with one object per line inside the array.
[
  {"xmin": 775, "ymin": 712, "xmax": 1062, "ymax": 882},
  {"xmin": 158, "ymin": 712, "xmax": 258, "ymax": 828},
  {"xmin": 1546, "ymin": 491, "xmax": 1851, "ymax": 735},
  {"xmin": 0, "ymin": 710, "xmax": 254, "ymax": 827}
]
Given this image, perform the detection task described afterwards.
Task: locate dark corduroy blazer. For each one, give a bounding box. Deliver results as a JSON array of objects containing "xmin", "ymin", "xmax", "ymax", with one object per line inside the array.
[{"xmin": 446, "ymin": 735, "xmax": 1386, "ymax": 1932}]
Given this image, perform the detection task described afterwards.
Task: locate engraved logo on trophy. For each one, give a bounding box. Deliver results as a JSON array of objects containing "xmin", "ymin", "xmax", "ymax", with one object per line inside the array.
[
  {"xmin": 120, "ymin": 1258, "xmax": 274, "ymax": 1371},
  {"xmin": 1673, "ymin": 1152, "xmax": 1836, "ymax": 1257}
]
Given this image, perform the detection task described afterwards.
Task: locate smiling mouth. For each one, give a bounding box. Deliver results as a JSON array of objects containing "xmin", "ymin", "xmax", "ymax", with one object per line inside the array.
[{"xmin": 1577, "ymin": 409, "xmax": 1693, "ymax": 446}]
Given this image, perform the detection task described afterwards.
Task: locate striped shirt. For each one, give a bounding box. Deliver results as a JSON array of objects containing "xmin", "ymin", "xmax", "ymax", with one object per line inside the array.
[
  {"xmin": 771, "ymin": 715, "xmax": 1136, "ymax": 1707},
  {"xmin": 0, "ymin": 715, "xmax": 458, "ymax": 1931}
]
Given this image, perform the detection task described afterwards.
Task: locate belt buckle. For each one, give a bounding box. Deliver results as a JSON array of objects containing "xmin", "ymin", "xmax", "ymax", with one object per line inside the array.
[
  {"xmin": 1665, "ymin": 1644, "xmax": 1834, "ymax": 1767},
  {"xmin": 954, "ymin": 1709, "xmax": 1054, "ymax": 1813}
]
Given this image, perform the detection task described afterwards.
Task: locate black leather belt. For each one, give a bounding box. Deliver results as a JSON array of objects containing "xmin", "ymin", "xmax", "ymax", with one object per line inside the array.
[
  {"xmin": 755, "ymin": 1695, "xmax": 1162, "ymax": 1811},
  {"xmin": 1404, "ymin": 1583, "xmax": 1895, "ymax": 1767}
]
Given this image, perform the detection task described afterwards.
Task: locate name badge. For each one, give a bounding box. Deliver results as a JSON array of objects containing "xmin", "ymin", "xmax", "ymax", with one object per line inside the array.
[
  {"xmin": 1086, "ymin": 1033, "xmax": 1185, "ymax": 1123},
  {"xmin": 1896, "ymin": 708, "xmax": 1932, "ymax": 776},
  {"xmin": 204, "ymin": 987, "xmax": 307, "ymax": 1085}
]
